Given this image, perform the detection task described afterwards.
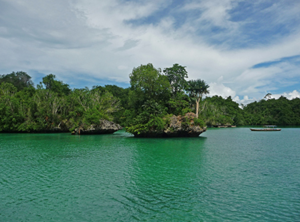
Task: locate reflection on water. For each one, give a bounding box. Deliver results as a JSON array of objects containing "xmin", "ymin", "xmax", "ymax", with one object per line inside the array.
[
  {"xmin": 1, "ymin": 129, "xmax": 300, "ymax": 221},
  {"xmin": 121, "ymin": 138, "xmax": 206, "ymax": 220}
]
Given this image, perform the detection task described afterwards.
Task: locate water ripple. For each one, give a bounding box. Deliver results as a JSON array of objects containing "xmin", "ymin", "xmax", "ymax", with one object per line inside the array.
[{"xmin": 1, "ymin": 129, "xmax": 300, "ymax": 221}]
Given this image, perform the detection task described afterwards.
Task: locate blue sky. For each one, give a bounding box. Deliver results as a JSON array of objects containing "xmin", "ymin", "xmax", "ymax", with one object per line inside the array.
[{"xmin": 0, "ymin": 0, "xmax": 300, "ymax": 104}]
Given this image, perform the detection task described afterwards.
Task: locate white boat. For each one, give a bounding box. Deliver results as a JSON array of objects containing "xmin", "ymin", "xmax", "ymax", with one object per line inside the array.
[{"xmin": 250, "ymin": 125, "xmax": 281, "ymax": 131}]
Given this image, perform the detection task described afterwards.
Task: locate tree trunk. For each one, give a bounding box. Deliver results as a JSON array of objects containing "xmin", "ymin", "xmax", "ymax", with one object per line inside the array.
[{"xmin": 196, "ymin": 98, "xmax": 200, "ymax": 118}]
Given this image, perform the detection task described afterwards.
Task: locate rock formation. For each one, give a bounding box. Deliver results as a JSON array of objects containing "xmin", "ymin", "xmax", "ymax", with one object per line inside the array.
[
  {"xmin": 134, "ymin": 112, "xmax": 206, "ymax": 138},
  {"xmin": 74, "ymin": 119, "xmax": 122, "ymax": 135}
]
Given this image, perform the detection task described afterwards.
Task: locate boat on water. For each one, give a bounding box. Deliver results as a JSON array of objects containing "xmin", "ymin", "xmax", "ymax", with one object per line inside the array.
[{"xmin": 250, "ymin": 125, "xmax": 281, "ymax": 131}]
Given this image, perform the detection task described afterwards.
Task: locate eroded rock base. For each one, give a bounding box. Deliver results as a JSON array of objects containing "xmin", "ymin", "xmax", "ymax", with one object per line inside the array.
[
  {"xmin": 134, "ymin": 112, "xmax": 207, "ymax": 138},
  {"xmin": 74, "ymin": 119, "xmax": 122, "ymax": 135}
]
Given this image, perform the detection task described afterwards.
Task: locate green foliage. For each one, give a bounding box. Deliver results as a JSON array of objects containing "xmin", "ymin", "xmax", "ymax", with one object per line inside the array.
[
  {"xmin": 163, "ymin": 64, "xmax": 188, "ymax": 96},
  {"xmin": 126, "ymin": 99, "xmax": 167, "ymax": 133},
  {"xmin": 66, "ymin": 89, "xmax": 120, "ymax": 130},
  {"xmin": 200, "ymin": 96, "xmax": 242, "ymax": 126},
  {"xmin": 83, "ymin": 108, "xmax": 107, "ymax": 125},
  {"xmin": 125, "ymin": 64, "xmax": 171, "ymax": 132},
  {"xmin": 181, "ymin": 119, "xmax": 189, "ymax": 128},
  {"xmin": 92, "ymin": 85, "xmax": 131, "ymax": 124},
  {"xmin": 2, "ymin": 67, "xmax": 300, "ymax": 135},
  {"xmin": 243, "ymin": 96, "xmax": 300, "ymax": 125},
  {"xmin": 0, "ymin": 71, "xmax": 34, "ymax": 91},
  {"xmin": 40, "ymin": 74, "xmax": 71, "ymax": 96},
  {"xmin": 186, "ymin": 79, "xmax": 209, "ymax": 118},
  {"xmin": 167, "ymin": 92, "xmax": 191, "ymax": 116},
  {"xmin": 126, "ymin": 123, "xmax": 149, "ymax": 135},
  {"xmin": 0, "ymin": 73, "xmax": 121, "ymax": 132},
  {"xmin": 193, "ymin": 118, "xmax": 205, "ymax": 128},
  {"xmin": 129, "ymin": 63, "xmax": 171, "ymax": 105},
  {"xmin": 126, "ymin": 64, "xmax": 208, "ymax": 133},
  {"xmin": 186, "ymin": 79, "xmax": 209, "ymax": 99}
]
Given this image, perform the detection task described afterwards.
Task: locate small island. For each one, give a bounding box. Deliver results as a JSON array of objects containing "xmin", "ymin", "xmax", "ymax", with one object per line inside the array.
[
  {"xmin": 131, "ymin": 113, "xmax": 206, "ymax": 138},
  {"xmin": 124, "ymin": 63, "xmax": 209, "ymax": 137}
]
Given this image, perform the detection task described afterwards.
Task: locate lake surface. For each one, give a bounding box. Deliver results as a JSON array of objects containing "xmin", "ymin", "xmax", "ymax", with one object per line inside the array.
[{"xmin": 1, "ymin": 128, "xmax": 300, "ymax": 221}]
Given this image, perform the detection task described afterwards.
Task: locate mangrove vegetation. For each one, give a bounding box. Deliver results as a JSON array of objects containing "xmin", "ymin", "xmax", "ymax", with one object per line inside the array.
[{"xmin": 1, "ymin": 64, "xmax": 300, "ymax": 134}]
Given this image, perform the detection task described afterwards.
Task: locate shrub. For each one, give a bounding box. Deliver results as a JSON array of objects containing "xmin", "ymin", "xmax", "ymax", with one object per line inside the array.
[{"xmin": 194, "ymin": 117, "xmax": 205, "ymax": 128}]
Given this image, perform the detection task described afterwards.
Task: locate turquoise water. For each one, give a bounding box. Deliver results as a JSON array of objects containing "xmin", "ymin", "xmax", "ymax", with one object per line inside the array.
[{"xmin": 1, "ymin": 128, "xmax": 300, "ymax": 221}]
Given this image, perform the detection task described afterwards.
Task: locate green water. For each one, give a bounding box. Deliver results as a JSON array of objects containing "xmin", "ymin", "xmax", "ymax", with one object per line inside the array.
[{"xmin": 1, "ymin": 128, "xmax": 300, "ymax": 221}]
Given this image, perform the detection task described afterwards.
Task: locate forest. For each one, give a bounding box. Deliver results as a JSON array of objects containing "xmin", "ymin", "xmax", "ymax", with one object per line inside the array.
[{"xmin": 1, "ymin": 64, "xmax": 300, "ymax": 133}]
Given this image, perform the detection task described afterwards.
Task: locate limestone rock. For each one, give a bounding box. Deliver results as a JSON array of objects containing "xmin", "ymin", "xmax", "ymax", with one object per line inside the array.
[
  {"xmin": 75, "ymin": 119, "xmax": 122, "ymax": 135},
  {"xmin": 134, "ymin": 112, "xmax": 206, "ymax": 138}
]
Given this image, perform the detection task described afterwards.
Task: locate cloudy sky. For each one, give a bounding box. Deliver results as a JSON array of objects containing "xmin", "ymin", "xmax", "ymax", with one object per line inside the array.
[{"xmin": 1, "ymin": 0, "xmax": 300, "ymax": 104}]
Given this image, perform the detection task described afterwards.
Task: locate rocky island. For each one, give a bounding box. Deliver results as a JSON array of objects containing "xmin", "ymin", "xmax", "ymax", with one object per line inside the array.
[{"xmin": 131, "ymin": 113, "xmax": 206, "ymax": 138}]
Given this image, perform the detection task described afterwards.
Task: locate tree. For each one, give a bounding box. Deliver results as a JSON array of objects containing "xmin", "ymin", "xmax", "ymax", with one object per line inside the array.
[
  {"xmin": 125, "ymin": 64, "xmax": 171, "ymax": 133},
  {"xmin": 0, "ymin": 71, "xmax": 34, "ymax": 91},
  {"xmin": 69, "ymin": 88, "xmax": 121, "ymax": 123},
  {"xmin": 0, "ymin": 82, "xmax": 24, "ymax": 131},
  {"xmin": 41, "ymin": 74, "xmax": 71, "ymax": 96},
  {"xmin": 264, "ymin": 93, "xmax": 272, "ymax": 100},
  {"xmin": 129, "ymin": 63, "xmax": 170, "ymax": 107},
  {"xmin": 163, "ymin": 64, "xmax": 188, "ymax": 97},
  {"xmin": 187, "ymin": 79, "xmax": 209, "ymax": 118}
]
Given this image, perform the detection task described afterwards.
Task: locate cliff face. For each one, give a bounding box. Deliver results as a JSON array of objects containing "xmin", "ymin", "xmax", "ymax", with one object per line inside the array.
[
  {"xmin": 74, "ymin": 119, "xmax": 122, "ymax": 135},
  {"xmin": 134, "ymin": 112, "xmax": 206, "ymax": 138}
]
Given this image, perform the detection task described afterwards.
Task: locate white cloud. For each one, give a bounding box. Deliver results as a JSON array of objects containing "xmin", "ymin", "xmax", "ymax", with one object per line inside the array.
[
  {"xmin": 208, "ymin": 76, "xmax": 236, "ymax": 98},
  {"xmin": 233, "ymin": 95, "xmax": 257, "ymax": 106},
  {"xmin": 0, "ymin": 0, "xmax": 300, "ymax": 101},
  {"xmin": 271, "ymin": 90, "xmax": 300, "ymax": 100},
  {"xmin": 183, "ymin": 0, "xmax": 238, "ymax": 28}
]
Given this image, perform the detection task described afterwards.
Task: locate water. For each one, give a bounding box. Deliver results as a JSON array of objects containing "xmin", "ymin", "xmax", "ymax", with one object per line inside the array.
[{"xmin": 1, "ymin": 128, "xmax": 300, "ymax": 221}]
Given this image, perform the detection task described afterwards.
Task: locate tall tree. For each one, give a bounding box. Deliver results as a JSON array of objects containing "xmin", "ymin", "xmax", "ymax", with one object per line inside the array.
[
  {"xmin": 125, "ymin": 64, "xmax": 171, "ymax": 133},
  {"xmin": 129, "ymin": 63, "xmax": 170, "ymax": 107},
  {"xmin": 163, "ymin": 64, "xmax": 188, "ymax": 97},
  {"xmin": 0, "ymin": 71, "xmax": 34, "ymax": 91},
  {"xmin": 41, "ymin": 74, "xmax": 71, "ymax": 96},
  {"xmin": 264, "ymin": 93, "xmax": 272, "ymax": 100},
  {"xmin": 187, "ymin": 79, "xmax": 209, "ymax": 118}
]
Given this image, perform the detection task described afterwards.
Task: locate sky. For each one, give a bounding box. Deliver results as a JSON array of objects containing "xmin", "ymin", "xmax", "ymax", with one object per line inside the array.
[{"xmin": 1, "ymin": 0, "xmax": 300, "ymax": 104}]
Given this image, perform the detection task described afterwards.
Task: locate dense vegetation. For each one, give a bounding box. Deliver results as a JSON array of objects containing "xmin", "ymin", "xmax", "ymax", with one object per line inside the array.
[
  {"xmin": 0, "ymin": 72, "xmax": 120, "ymax": 132},
  {"xmin": 1, "ymin": 66, "xmax": 300, "ymax": 133}
]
